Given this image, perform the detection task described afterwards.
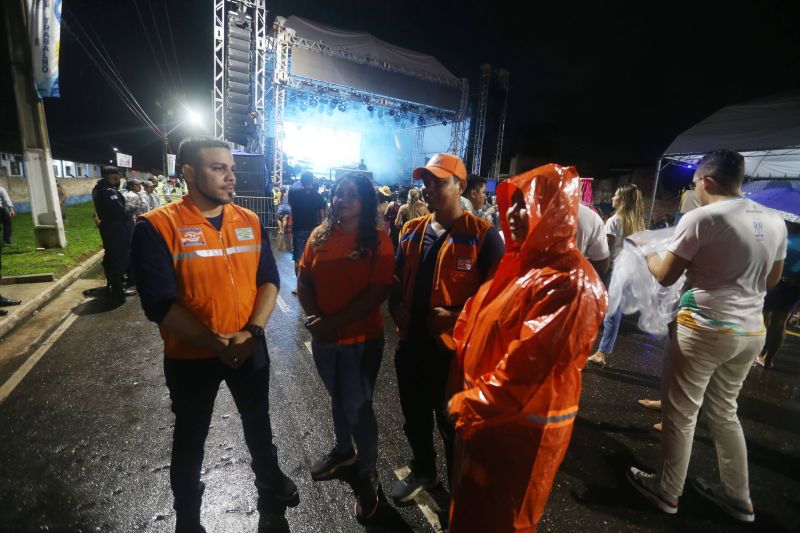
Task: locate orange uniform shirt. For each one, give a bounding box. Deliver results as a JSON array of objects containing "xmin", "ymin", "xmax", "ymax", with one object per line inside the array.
[{"xmin": 300, "ymin": 224, "xmax": 395, "ymax": 345}]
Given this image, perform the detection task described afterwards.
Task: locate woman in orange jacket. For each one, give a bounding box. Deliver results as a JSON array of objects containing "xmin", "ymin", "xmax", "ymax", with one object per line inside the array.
[{"xmin": 448, "ymin": 164, "xmax": 608, "ymax": 532}]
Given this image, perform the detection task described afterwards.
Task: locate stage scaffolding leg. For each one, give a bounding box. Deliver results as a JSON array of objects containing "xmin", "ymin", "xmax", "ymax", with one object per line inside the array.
[
  {"xmin": 413, "ymin": 126, "xmax": 426, "ymax": 168},
  {"xmin": 449, "ymin": 78, "xmax": 470, "ymax": 159},
  {"xmin": 471, "ymin": 64, "xmax": 492, "ymax": 175},
  {"xmin": 270, "ymin": 18, "xmax": 292, "ymax": 188},
  {"xmin": 648, "ymin": 157, "xmax": 664, "ymax": 227},
  {"xmin": 490, "ymin": 69, "xmax": 510, "ymax": 179}
]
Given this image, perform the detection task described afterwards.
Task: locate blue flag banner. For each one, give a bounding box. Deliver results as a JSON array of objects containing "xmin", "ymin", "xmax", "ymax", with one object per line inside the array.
[{"xmin": 26, "ymin": 0, "xmax": 62, "ymax": 98}]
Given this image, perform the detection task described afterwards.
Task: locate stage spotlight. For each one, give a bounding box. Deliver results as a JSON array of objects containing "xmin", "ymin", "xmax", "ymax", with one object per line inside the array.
[
  {"xmin": 338, "ymin": 103, "xmax": 347, "ymax": 112},
  {"xmin": 309, "ymin": 98, "xmax": 318, "ymax": 107},
  {"xmin": 388, "ymin": 110, "xmax": 396, "ymax": 116},
  {"xmin": 300, "ymin": 104, "xmax": 307, "ymax": 112},
  {"xmin": 367, "ymin": 105, "xmax": 374, "ymax": 112},
  {"xmin": 417, "ymin": 116, "xmax": 426, "ymax": 126},
  {"xmin": 442, "ymin": 120, "xmax": 448, "ymax": 126},
  {"xmin": 394, "ymin": 114, "xmax": 401, "ymax": 123}
]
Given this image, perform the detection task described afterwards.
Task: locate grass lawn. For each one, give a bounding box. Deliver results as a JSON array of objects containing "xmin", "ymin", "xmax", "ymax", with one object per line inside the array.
[{"xmin": 2, "ymin": 202, "xmax": 103, "ymax": 278}]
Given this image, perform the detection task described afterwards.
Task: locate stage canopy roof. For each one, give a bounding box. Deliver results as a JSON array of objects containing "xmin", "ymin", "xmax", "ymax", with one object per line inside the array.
[
  {"xmin": 662, "ymin": 92, "xmax": 800, "ymax": 178},
  {"xmin": 284, "ymin": 16, "xmax": 463, "ymax": 112}
]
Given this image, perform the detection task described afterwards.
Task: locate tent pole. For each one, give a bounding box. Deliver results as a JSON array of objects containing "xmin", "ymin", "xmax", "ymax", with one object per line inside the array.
[{"xmin": 648, "ymin": 157, "xmax": 663, "ymax": 227}]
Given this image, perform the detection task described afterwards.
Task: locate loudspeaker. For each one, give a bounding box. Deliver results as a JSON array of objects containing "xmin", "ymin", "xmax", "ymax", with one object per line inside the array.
[{"xmin": 234, "ymin": 153, "xmax": 266, "ymax": 196}]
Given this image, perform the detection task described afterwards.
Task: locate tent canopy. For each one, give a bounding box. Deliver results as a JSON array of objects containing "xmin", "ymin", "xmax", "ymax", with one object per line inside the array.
[{"xmin": 663, "ymin": 92, "xmax": 800, "ymax": 178}]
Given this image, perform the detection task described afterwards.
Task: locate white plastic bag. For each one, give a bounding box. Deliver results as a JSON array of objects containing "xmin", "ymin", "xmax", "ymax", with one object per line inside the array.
[{"xmin": 606, "ymin": 227, "xmax": 685, "ymax": 337}]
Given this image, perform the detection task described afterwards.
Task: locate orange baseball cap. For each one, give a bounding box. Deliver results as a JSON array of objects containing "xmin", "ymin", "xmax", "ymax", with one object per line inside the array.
[{"xmin": 412, "ymin": 153, "xmax": 467, "ymax": 182}]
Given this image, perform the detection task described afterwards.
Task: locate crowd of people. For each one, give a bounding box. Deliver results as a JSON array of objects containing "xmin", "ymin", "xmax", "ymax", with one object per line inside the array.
[{"xmin": 67, "ymin": 136, "xmax": 795, "ymax": 532}]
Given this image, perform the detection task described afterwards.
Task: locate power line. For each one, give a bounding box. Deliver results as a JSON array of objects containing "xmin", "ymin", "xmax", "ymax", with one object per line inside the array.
[
  {"xmin": 62, "ymin": 7, "xmax": 162, "ymax": 136},
  {"xmin": 147, "ymin": 0, "xmax": 177, "ymax": 94},
  {"xmin": 131, "ymin": 0, "xmax": 168, "ymax": 87},
  {"xmin": 163, "ymin": 1, "xmax": 184, "ymax": 92}
]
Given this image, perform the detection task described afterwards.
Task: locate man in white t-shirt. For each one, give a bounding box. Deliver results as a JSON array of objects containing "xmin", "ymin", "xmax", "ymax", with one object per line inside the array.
[
  {"xmin": 576, "ymin": 203, "xmax": 610, "ymax": 276},
  {"xmin": 626, "ymin": 150, "xmax": 786, "ymax": 523}
]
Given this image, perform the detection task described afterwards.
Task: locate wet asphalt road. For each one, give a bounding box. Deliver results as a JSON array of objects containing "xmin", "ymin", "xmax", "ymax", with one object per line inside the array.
[{"xmin": 1, "ymin": 232, "xmax": 799, "ymax": 532}]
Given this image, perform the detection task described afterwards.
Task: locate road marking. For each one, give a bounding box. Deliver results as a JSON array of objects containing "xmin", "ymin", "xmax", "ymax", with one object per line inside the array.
[
  {"xmin": 276, "ymin": 294, "xmax": 289, "ymax": 314},
  {"xmin": 0, "ymin": 312, "xmax": 80, "ymax": 405},
  {"xmin": 394, "ymin": 466, "xmax": 444, "ymax": 532}
]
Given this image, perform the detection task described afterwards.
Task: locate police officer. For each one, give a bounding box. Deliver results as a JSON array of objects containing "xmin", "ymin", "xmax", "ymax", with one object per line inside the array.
[
  {"xmin": 131, "ymin": 137, "xmax": 298, "ymax": 532},
  {"xmin": 92, "ymin": 166, "xmax": 136, "ymax": 300}
]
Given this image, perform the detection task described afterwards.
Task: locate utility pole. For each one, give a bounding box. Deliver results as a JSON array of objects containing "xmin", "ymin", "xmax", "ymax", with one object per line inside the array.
[{"xmin": 3, "ymin": 0, "xmax": 66, "ymax": 248}]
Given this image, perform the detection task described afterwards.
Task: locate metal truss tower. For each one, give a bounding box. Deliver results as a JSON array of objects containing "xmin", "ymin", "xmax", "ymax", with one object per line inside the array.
[
  {"xmin": 213, "ymin": 0, "xmax": 225, "ymax": 140},
  {"xmin": 269, "ymin": 16, "xmax": 292, "ymax": 187},
  {"xmin": 470, "ymin": 64, "xmax": 492, "ymax": 175},
  {"xmin": 448, "ymin": 78, "xmax": 470, "ymax": 159},
  {"xmin": 490, "ymin": 69, "xmax": 510, "ymax": 179}
]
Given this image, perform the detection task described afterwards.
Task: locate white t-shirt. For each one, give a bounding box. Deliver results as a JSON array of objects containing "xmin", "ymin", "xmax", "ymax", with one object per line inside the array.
[
  {"xmin": 576, "ymin": 204, "xmax": 610, "ymax": 261},
  {"xmin": 605, "ymin": 213, "xmax": 625, "ymax": 261},
  {"xmin": 669, "ymin": 198, "xmax": 787, "ymax": 336}
]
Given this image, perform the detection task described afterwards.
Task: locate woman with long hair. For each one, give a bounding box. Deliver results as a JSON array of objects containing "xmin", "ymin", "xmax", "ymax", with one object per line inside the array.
[
  {"xmin": 589, "ymin": 183, "xmax": 645, "ymax": 366},
  {"xmin": 394, "ymin": 187, "xmax": 429, "ymax": 229},
  {"xmin": 296, "ymin": 173, "xmax": 395, "ymax": 520}
]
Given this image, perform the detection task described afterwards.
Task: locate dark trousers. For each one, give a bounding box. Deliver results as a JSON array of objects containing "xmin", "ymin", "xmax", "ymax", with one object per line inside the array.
[
  {"xmin": 164, "ymin": 340, "xmax": 284, "ymax": 518},
  {"xmin": 395, "ymin": 336, "xmax": 455, "ymax": 482},
  {"xmin": 99, "ymin": 222, "xmax": 131, "ymax": 295},
  {"xmin": 0, "ymin": 207, "xmax": 11, "ymax": 244}
]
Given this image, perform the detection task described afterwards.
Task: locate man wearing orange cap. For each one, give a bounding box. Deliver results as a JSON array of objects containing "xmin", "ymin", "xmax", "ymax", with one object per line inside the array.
[{"xmin": 389, "ymin": 153, "xmax": 505, "ymax": 502}]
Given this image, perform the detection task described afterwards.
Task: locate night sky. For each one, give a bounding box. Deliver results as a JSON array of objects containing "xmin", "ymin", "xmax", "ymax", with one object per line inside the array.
[{"xmin": 2, "ymin": 0, "xmax": 799, "ymax": 174}]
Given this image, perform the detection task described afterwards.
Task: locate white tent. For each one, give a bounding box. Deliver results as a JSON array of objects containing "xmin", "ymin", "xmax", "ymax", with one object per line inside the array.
[
  {"xmin": 650, "ymin": 92, "xmax": 800, "ymax": 221},
  {"xmin": 662, "ymin": 92, "xmax": 800, "ymax": 177}
]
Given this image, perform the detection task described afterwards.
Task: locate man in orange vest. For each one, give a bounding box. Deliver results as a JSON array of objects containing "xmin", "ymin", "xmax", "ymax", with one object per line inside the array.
[
  {"xmin": 389, "ymin": 153, "xmax": 505, "ymax": 502},
  {"xmin": 131, "ymin": 137, "xmax": 298, "ymax": 532}
]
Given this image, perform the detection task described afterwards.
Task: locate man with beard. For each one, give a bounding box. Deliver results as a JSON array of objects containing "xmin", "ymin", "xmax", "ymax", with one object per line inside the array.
[{"xmin": 131, "ymin": 137, "xmax": 298, "ymax": 532}]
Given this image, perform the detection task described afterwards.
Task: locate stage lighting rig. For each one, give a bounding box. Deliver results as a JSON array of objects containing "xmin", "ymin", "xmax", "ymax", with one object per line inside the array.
[{"xmin": 338, "ymin": 103, "xmax": 347, "ymax": 112}]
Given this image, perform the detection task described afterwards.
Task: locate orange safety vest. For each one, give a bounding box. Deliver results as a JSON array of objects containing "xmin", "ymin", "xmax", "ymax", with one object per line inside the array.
[
  {"xmin": 398, "ymin": 212, "xmax": 493, "ymax": 349},
  {"xmin": 144, "ymin": 197, "xmax": 262, "ymax": 359}
]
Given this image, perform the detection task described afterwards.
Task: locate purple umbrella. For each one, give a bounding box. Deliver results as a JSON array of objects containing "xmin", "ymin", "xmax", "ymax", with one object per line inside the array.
[{"xmin": 745, "ymin": 187, "xmax": 800, "ymax": 223}]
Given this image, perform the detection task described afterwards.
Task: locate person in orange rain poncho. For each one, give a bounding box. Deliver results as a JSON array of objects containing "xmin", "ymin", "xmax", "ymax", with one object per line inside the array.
[{"xmin": 448, "ymin": 164, "xmax": 608, "ymax": 532}]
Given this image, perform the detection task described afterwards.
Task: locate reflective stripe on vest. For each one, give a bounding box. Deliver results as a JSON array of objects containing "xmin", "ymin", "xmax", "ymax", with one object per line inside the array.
[{"xmin": 173, "ymin": 244, "xmax": 260, "ymax": 261}]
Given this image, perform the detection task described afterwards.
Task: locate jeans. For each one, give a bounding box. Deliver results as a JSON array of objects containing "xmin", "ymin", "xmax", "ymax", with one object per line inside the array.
[
  {"xmin": 395, "ymin": 336, "xmax": 455, "ymax": 482},
  {"xmin": 598, "ymin": 305, "xmax": 623, "ymax": 354},
  {"xmin": 292, "ymin": 229, "xmax": 313, "ymax": 262},
  {"xmin": 658, "ymin": 323, "xmax": 764, "ymax": 501},
  {"xmin": 312, "ymin": 336, "xmax": 384, "ymax": 478},
  {"xmin": 163, "ymin": 339, "xmax": 285, "ymax": 516}
]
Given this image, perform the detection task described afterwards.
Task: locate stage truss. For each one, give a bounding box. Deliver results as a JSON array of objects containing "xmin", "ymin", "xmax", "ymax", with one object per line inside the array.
[{"xmin": 265, "ymin": 16, "xmax": 470, "ymax": 187}]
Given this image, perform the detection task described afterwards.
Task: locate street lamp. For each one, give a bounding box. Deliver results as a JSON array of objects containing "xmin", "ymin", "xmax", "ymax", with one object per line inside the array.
[{"xmin": 162, "ymin": 106, "xmax": 205, "ymax": 176}]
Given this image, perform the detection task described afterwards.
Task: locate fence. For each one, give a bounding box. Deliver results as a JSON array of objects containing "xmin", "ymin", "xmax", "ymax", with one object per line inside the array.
[{"xmin": 235, "ymin": 196, "xmax": 277, "ymax": 228}]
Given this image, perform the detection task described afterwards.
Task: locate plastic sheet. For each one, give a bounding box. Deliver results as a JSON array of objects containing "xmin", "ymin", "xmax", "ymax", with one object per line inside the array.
[
  {"xmin": 607, "ymin": 227, "xmax": 685, "ymax": 337},
  {"xmin": 448, "ymin": 164, "xmax": 607, "ymax": 532}
]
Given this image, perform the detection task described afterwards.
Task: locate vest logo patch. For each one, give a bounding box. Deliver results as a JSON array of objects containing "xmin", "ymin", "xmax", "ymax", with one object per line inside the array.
[
  {"xmin": 456, "ymin": 257, "xmax": 473, "ymax": 271},
  {"xmin": 179, "ymin": 227, "xmax": 206, "ymax": 247},
  {"xmin": 235, "ymin": 227, "xmax": 255, "ymax": 241}
]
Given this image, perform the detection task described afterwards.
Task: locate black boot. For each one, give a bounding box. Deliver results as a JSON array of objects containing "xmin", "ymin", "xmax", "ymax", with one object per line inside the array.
[{"xmin": 174, "ymin": 481, "xmax": 206, "ymax": 533}]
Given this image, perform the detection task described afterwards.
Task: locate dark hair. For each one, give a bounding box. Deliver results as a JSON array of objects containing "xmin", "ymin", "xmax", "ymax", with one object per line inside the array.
[
  {"xmin": 377, "ymin": 192, "xmax": 392, "ymax": 203},
  {"xmin": 398, "ymin": 187, "xmax": 409, "ymax": 204},
  {"xmin": 101, "ymin": 166, "xmax": 121, "ymax": 178},
  {"xmin": 696, "ymin": 150, "xmax": 745, "ymax": 190},
  {"xmin": 300, "ymin": 171, "xmax": 315, "ymax": 186},
  {"xmin": 464, "ymin": 175, "xmax": 487, "ymax": 196},
  {"xmin": 311, "ymin": 173, "xmax": 379, "ymax": 255},
  {"xmin": 177, "ymin": 137, "xmax": 230, "ymax": 169}
]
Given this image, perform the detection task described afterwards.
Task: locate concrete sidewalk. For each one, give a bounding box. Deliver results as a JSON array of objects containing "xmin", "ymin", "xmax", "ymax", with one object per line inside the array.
[{"xmin": 0, "ymin": 249, "xmax": 105, "ymax": 339}]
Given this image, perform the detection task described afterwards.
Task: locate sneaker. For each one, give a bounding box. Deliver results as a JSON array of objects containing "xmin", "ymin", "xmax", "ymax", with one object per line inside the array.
[
  {"xmin": 692, "ymin": 477, "xmax": 754, "ymax": 523},
  {"xmin": 390, "ymin": 471, "xmax": 439, "ymax": 502},
  {"xmin": 626, "ymin": 466, "xmax": 678, "ymax": 514},
  {"xmin": 354, "ymin": 473, "xmax": 379, "ymax": 521},
  {"xmin": 310, "ymin": 448, "xmax": 357, "ymax": 481},
  {"xmin": 0, "ymin": 296, "xmax": 22, "ymax": 307}
]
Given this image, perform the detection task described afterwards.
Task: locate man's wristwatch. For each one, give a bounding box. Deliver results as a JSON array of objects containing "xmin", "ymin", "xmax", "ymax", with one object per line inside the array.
[{"xmin": 243, "ymin": 324, "xmax": 265, "ymax": 339}]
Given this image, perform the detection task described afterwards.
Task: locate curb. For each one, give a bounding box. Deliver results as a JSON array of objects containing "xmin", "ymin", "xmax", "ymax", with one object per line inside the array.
[{"xmin": 0, "ymin": 249, "xmax": 105, "ymax": 339}]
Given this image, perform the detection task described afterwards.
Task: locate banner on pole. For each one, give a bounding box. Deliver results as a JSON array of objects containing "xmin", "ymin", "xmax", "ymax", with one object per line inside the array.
[
  {"xmin": 26, "ymin": 0, "xmax": 62, "ymax": 98},
  {"xmin": 116, "ymin": 152, "xmax": 133, "ymax": 168},
  {"xmin": 167, "ymin": 154, "xmax": 176, "ymax": 176}
]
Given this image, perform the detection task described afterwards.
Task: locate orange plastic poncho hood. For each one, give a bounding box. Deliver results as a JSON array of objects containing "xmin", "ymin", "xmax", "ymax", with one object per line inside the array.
[{"xmin": 448, "ymin": 164, "xmax": 607, "ymax": 532}]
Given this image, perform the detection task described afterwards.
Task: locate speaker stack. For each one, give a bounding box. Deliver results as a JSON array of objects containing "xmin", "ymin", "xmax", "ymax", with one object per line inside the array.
[{"xmin": 226, "ymin": 14, "xmax": 253, "ymax": 146}]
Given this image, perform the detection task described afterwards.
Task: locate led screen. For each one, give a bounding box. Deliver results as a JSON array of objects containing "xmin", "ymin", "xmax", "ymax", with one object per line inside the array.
[{"xmin": 283, "ymin": 121, "xmax": 362, "ymax": 173}]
